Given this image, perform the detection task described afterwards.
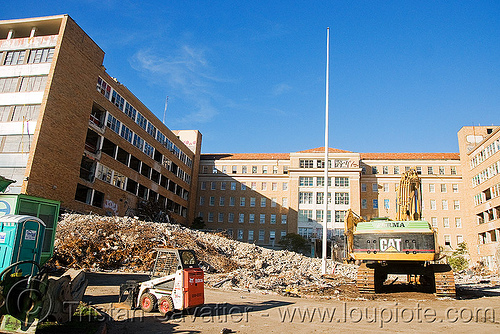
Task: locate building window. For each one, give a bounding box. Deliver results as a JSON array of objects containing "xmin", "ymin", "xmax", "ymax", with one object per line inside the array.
[
  {"xmin": 316, "ymin": 209, "xmax": 324, "ymax": 222},
  {"xmin": 405, "ymin": 166, "xmax": 411, "ymax": 172},
  {"xmin": 372, "ymin": 183, "xmax": 378, "ymax": 192},
  {"xmin": 431, "ymin": 217, "xmax": 437, "ymax": 227},
  {"xmin": 335, "ymin": 192, "xmax": 349, "ymax": 205},
  {"xmin": 229, "ymin": 197, "xmax": 235, "ymax": 206},
  {"xmin": 271, "ymin": 198, "xmax": 277, "ymax": 207},
  {"xmin": 218, "ymin": 213, "xmax": 224, "ymax": 223},
  {"xmin": 241, "ymin": 182, "xmax": 246, "ymax": 190},
  {"xmin": 259, "ymin": 230, "xmax": 265, "ymax": 241},
  {"xmin": 273, "ymin": 166, "xmax": 278, "ymax": 174},
  {"xmin": 221, "ymin": 182, "xmax": 226, "ymax": 190},
  {"xmin": 383, "ymin": 166, "xmax": 388, "ymax": 174},
  {"xmin": 443, "ymin": 217, "xmax": 450, "ymax": 228},
  {"xmin": 261, "ymin": 182, "xmax": 267, "ymax": 191},
  {"xmin": 239, "ymin": 214, "xmax": 244, "ymax": 223},
  {"xmin": 237, "ymin": 229, "xmax": 244, "ymax": 240},
  {"xmin": 384, "ymin": 199, "xmax": 390, "ymax": 209},
  {"xmin": 209, "ymin": 196, "xmax": 215, "ymax": 206},
  {"xmin": 260, "ymin": 214, "xmax": 266, "ymax": 224},
  {"xmin": 250, "ymin": 197, "xmax": 256, "ymax": 207},
  {"xmin": 316, "ymin": 177, "xmax": 331, "ymax": 187},
  {"xmin": 457, "ymin": 235, "xmax": 463, "ymax": 244},
  {"xmin": 208, "ymin": 212, "xmax": 214, "ymax": 222},
  {"xmin": 416, "ymin": 166, "xmax": 422, "ymax": 174},
  {"xmin": 451, "ymin": 166, "xmax": 457, "ymax": 175},
  {"xmin": 430, "ymin": 200, "xmax": 436, "ymax": 210},
  {"xmin": 394, "ymin": 166, "xmax": 399, "ymax": 174},
  {"xmin": 455, "ymin": 217, "xmax": 462, "ymax": 228},
  {"xmin": 428, "ymin": 166, "xmax": 434, "ymax": 174},
  {"xmin": 335, "ymin": 210, "xmax": 347, "ymax": 223},
  {"xmin": 270, "ymin": 230, "xmax": 276, "ymax": 241},
  {"xmin": 271, "ymin": 214, "xmax": 277, "ymax": 224},
  {"xmin": 441, "ymin": 184, "xmax": 447, "ymax": 193},
  {"xmin": 372, "ymin": 166, "xmax": 378, "ymax": 174},
  {"xmin": 444, "ymin": 235, "xmax": 451, "ymax": 247},
  {"xmin": 249, "ymin": 214, "xmax": 255, "ymax": 223},
  {"xmin": 232, "ymin": 166, "xmax": 237, "ymax": 174},
  {"xmin": 240, "ymin": 197, "xmax": 245, "ymax": 206},
  {"xmin": 439, "ymin": 166, "xmax": 445, "ymax": 175},
  {"xmin": 361, "ymin": 166, "xmax": 366, "ymax": 175},
  {"xmin": 219, "ymin": 197, "xmax": 225, "ymax": 206},
  {"xmin": 282, "ymin": 197, "xmax": 288, "ymax": 207},
  {"xmin": 263, "ymin": 166, "xmax": 268, "ymax": 174},
  {"xmin": 299, "ymin": 177, "xmax": 314, "ymax": 186},
  {"xmin": 242, "ymin": 166, "xmax": 247, "ymax": 173},
  {"xmin": 111, "ymin": 91, "xmax": 125, "ymax": 111},
  {"xmin": 300, "ymin": 160, "xmax": 314, "ymax": 168},
  {"xmin": 272, "ymin": 182, "xmax": 277, "ymax": 191},
  {"xmin": 299, "ymin": 192, "xmax": 313, "ymax": 204},
  {"xmin": 248, "ymin": 230, "xmax": 254, "ymax": 241},
  {"xmin": 281, "ymin": 215, "xmax": 287, "ymax": 224},
  {"xmin": 283, "ymin": 182, "xmax": 288, "ymax": 191},
  {"xmin": 251, "ymin": 182, "xmax": 257, "ymax": 190},
  {"xmin": 228, "ymin": 213, "xmax": 234, "ymax": 223},
  {"xmin": 373, "ymin": 199, "xmax": 378, "ymax": 209},
  {"xmin": 452, "ymin": 184, "xmax": 458, "ymax": 193},
  {"xmin": 361, "ymin": 199, "xmax": 367, "ymax": 209},
  {"xmin": 106, "ymin": 114, "xmax": 121, "ymax": 133},
  {"xmin": 252, "ymin": 166, "xmax": 257, "ymax": 173},
  {"xmin": 211, "ymin": 182, "xmax": 216, "ymax": 190},
  {"xmin": 199, "ymin": 197, "xmax": 205, "ymax": 205},
  {"xmin": 334, "ymin": 177, "xmax": 349, "ymax": 187},
  {"xmin": 28, "ymin": 48, "xmax": 54, "ymax": 63},
  {"xmin": 454, "ymin": 200, "xmax": 460, "ymax": 210},
  {"xmin": 316, "ymin": 192, "xmax": 324, "ymax": 205},
  {"xmin": 298, "ymin": 210, "xmax": 313, "ymax": 222},
  {"xmin": 361, "ymin": 183, "xmax": 366, "ymax": 192},
  {"xmin": 231, "ymin": 182, "xmax": 236, "ymax": 190},
  {"xmin": 442, "ymin": 200, "xmax": 448, "ymax": 210},
  {"xmin": 429, "ymin": 184, "xmax": 435, "ymax": 193},
  {"xmin": 212, "ymin": 166, "xmax": 218, "ymax": 174},
  {"xmin": 383, "ymin": 183, "xmax": 389, "ymax": 192},
  {"xmin": 283, "ymin": 166, "xmax": 288, "ymax": 174}
]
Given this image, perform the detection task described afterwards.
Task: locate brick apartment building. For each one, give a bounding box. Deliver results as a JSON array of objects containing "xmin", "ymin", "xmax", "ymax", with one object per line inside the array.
[
  {"xmin": 0, "ymin": 15, "xmax": 201, "ymax": 224},
  {"xmin": 458, "ymin": 125, "xmax": 500, "ymax": 269},
  {"xmin": 197, "ymin": 148, "xmax": 464, "ymax": 254}
]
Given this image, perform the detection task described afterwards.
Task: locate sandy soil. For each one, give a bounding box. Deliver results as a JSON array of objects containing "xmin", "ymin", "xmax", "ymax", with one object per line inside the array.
[{"xmin": 82, "ymin": 271, "xmax": 500, "ymax": 334}]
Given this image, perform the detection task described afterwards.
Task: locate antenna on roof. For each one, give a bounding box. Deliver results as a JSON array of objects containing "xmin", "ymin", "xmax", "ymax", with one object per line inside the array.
[{"xmin": 162, "ymin": 96, "xmax": 169, "ymax": 125}]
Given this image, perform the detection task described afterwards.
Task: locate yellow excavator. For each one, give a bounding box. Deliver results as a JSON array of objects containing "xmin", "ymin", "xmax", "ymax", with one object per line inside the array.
[{"xmin": 344, "ymin": 168, "xmax": 455, "ymax": 297}]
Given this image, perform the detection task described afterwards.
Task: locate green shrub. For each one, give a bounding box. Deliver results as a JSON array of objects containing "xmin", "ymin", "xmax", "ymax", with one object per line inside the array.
[{"xmin": 448, "ymin": 242, "xmax": 469, "ymax": 272}]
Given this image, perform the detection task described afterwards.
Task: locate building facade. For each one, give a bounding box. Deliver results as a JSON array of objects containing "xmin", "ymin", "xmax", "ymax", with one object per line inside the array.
[
  {"xmin": 458, "ymin": 126, "xmax": 500, "ymax": 270},
  {"xmin": 197, "ymin": 148, "xmax": 464, "ymax": 252},
  {"xmin": 0, "ymin": 15, "xmax": 201, "ymax": 224}
]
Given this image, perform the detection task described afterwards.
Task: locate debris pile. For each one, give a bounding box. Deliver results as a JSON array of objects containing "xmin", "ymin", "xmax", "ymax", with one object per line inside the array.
[{"xmin": 52, "ymin": 214, "xmax": 357, "ymax": 295}]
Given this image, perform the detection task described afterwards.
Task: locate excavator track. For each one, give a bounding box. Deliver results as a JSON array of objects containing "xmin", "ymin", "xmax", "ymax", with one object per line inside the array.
[
  {"xmin": 433, "ymin": 264, "xmax": 456, "ymax": 298},
  {"xmin": 357, "ymin": 263, "xmax": 376, "ymax": 293}
]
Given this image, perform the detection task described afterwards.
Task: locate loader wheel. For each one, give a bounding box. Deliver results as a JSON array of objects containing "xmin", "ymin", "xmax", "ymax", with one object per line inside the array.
[
  {"xmin": 140, "ymin": 293, "xmax": 157, "ymax": 312},
  {"xmin": 158, "ymin": 296, "xmax": 174, "ymax": 316}
]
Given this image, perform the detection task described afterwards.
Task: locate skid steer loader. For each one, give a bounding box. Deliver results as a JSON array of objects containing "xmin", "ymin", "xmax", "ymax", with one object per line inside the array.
[{"xmin": 119, "ymin": 248, "xmax": 204, "ymax": 315}]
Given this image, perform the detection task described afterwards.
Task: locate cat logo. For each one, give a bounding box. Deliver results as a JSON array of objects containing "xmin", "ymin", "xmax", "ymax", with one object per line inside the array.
[{"xmin": 380, "ymin": 238, "xmax": 402, "ymax": 252}]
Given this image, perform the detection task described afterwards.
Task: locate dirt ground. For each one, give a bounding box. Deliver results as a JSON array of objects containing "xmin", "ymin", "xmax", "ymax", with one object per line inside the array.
[{"xmin": 82, "ymin": 271, "xmax": 500, "ymax": 334}]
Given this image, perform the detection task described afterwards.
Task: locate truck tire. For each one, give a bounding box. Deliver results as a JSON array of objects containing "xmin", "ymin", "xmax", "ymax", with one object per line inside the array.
[
  {"xmin": 158, "ymin": 296, "xmax": 174, "ymax": 316},
  {"xmin": 140, "ymin": 293, "xmax": 157, "ymax": 312}
]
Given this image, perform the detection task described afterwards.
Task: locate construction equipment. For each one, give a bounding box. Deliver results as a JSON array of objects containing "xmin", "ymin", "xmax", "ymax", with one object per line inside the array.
[
  {"xmin": 119, "ymin": 248, "xmax": 204, "ymax": 315},
  {"xmin": 344, "ymin": 168, "xmax": 456, "ymax": 297}
]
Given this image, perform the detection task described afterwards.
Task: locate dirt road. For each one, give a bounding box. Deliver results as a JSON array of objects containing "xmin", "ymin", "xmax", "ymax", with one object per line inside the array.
[{"xmin": 82, "ymin": 272, "xmax": 500, "ymax": 334}]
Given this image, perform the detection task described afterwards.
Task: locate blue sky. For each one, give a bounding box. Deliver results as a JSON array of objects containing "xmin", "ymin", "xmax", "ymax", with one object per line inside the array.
[{"xmin": 3, "ymin": 1, "xmax": 500, "ymax": 154}]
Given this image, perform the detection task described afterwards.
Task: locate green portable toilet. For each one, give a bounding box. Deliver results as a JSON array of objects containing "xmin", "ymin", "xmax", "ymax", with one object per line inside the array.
[{"xmin": 0, "ymin": 215, "xmax": 46, "ymax": 276}]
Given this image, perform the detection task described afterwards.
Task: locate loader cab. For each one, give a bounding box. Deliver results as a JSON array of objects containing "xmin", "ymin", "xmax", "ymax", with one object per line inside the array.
[{"xmin": 150, "ymin": 248, "xmax": 199, "ymax": 279}]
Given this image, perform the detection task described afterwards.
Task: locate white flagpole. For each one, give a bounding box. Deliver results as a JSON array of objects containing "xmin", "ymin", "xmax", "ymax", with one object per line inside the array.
[{"xmin": 322, "ymin": 27, "xmax": 330, "ymax": 275}]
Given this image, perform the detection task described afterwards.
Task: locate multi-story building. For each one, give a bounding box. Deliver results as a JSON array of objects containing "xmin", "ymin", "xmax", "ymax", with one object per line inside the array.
[
  {"xmin": 458, "ymin": 126, "xmax": 500, "ymax": 270},
  {"xmin": 197, "ymin": 148, "xmax": 464, "ymax": 252},
  {"xmin": 0, "ymin": 15, "xmax": 201, "ymax": 224}
]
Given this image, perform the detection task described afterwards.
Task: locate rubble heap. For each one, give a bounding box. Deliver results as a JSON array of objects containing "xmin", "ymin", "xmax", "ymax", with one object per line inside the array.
[{"xmin": 53, "ymin": 214, "xmax": 357, "ymax": 295}]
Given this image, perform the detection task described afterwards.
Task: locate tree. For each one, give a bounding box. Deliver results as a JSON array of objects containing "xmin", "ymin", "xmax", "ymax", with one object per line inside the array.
[
  {"xmin": 191, "ymin": 217, "xmax": 206, "ymax": 230},
  {"xmin": 448, "ymin": 242, "xmax": 469, "ymax": 272},
  {"xmin": 279, "ymin": 233, "xmax": 309, "ymax": 253}
]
